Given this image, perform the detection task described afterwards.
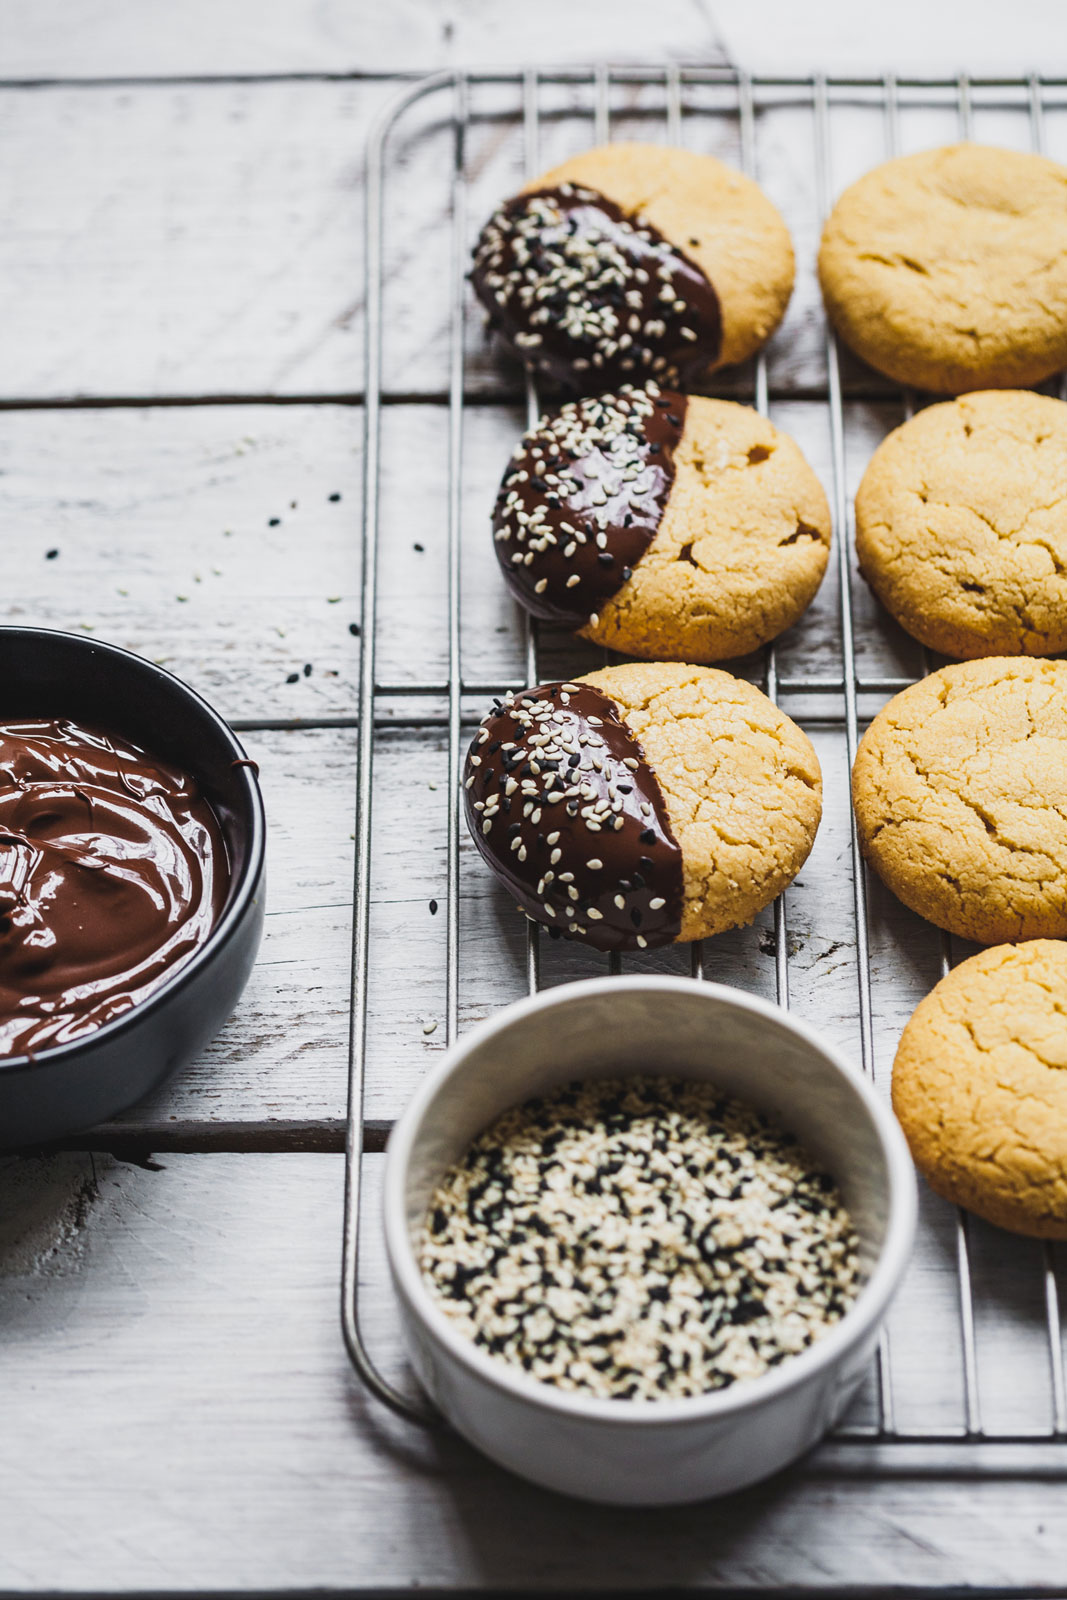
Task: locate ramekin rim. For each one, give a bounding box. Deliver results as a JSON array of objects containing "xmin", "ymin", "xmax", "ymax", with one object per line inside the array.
[{"xmin": 383, "ymin": 974, "xmax": 917, "ymax": 1428}]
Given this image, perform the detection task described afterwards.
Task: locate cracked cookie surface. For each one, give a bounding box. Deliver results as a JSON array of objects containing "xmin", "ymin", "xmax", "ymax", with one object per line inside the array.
[
  {"xmin": 493, "ymin": 387, "xmax": 831, "ymax": 662},
  {"xmin": 853, "ymin": 657, "xmax": 1067, "ymax": 943},
  {"xmin": 856, "ymin": 391, "xmax": 1067, "ymax": 659},
  {"xmin": 588, "ymin": 394, "xmax": 831, "ymax": 661},
  {"xmin": 819, "ymin": 144, "xmax": 1067, "ymax": 394},
  {"xmin": 893, "ymin": 940, "xmax": 1067, "ymax": 1238},
  {"xmin": 582, "ymin": 662, "xmax": 822, "ymax": 942}
]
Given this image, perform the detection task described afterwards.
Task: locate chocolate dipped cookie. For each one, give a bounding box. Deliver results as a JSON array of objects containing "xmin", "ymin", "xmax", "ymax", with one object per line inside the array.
[
  {"xmin": 472, "ymin": 143, "xmax": 794, "ymax": 390},
  {"xmin": 494, "ymin": 384, "xmax": 831, "ymax": 661},
  {"xmin": 464, "ymin": 662, "xmax": 821, "ymax": 953}
]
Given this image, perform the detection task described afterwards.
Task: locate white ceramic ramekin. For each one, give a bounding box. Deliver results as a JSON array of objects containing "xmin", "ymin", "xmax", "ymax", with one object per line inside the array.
[{"xmin": 383, "ymin": 976, "xmax": 916, "ymax": 1505}]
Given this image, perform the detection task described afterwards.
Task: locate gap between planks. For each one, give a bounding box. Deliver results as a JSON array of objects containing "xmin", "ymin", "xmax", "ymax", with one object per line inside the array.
[
  {"xmin": 0, "ymin": 384, "xmax": 914, "ymax": 412},
  {"xmin": 42, "ymin": 1118, "xmax": 392, "ymax": 1156},
  {"xmin": 0, "ymin": 70, "xmax": 497, "ymax": 89}
]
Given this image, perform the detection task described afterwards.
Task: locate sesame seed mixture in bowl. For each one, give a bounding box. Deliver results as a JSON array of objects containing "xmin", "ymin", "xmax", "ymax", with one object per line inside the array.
[{"xmin": 418, "ymin": 1075, "xmax": 862, "ymax": 1402}]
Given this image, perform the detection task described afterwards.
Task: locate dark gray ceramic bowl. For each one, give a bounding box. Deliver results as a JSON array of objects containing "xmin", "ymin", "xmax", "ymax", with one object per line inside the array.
[{"xmin": 0, "ymin": 627, "xmax": 266, "ymax": 1147}]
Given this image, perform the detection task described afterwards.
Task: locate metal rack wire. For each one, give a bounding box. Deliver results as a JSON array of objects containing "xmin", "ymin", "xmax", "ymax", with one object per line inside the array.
[{"xmin": 343, "ymin": 67, "xmax": 1067, "ymax": 1454}]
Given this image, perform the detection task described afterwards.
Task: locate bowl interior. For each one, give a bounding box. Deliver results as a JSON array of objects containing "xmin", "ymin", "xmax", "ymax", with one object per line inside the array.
[
  {"xmin": 400, "ymin": 980, "xmax": 897, "ymax": 1289},
  {"xmin": 0, "ymin": 627, "xmax": 259, "ymax": 904}
]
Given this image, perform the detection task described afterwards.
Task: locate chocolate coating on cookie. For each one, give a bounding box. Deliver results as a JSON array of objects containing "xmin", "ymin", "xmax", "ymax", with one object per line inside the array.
[
  {"xmin": 471, "ymin": 183, "xmax": 722, "ymax": 390},
  {"xmin": 463, "ymin": 681, "xmax": 683, "ymax": 952},
  {"xmin": 494, "ymin": 386, "xmax": 686, "ymax": 627}
]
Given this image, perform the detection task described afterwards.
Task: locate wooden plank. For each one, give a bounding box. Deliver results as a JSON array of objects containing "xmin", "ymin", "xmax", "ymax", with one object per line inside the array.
[
  {"xmin": 0, "ymin": 395, "xmax": 874, "ymax": 720},
  {"xmin": 0, "ymin": 81, "xmax": 383, "ymax": 402},
  {"xmin": 0, "ymin": 402, "xmax": 362, "ymax": 721},
  {"xmin": 4, "ymin": 79, "xmax": 1065, "ymax": 404},
  {"xmin": 715, "ymin": 1, "xmax": 1065, "ymax": 79},
  {"xmin": 0, "ymin": 0, "xmax": 727, "ymax": 80},
  {"xmin": 1, "ymin": 1149, "xmax": 1065, "ymax": 1593}
]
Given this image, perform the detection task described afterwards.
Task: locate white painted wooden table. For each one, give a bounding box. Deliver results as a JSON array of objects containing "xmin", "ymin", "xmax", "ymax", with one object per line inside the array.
[{"xmin": 2, "ymin": 4, "xmax": 1067, "ymax": 1592}]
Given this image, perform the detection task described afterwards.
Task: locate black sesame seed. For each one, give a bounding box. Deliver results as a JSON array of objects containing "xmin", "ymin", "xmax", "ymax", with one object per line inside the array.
[
  {"xmin": 428, "ymin": 900, "xmax": 439, "ymax": 915},
  {"xmin": 45, "ymin": 548, "xmax": 59, "ymax": 560},
  {"xmin": 268, "ymin": 517, "xmax": 281, "ymax": 526},
  {"xmin": 348, "ymin": 622, "xmax": 361, "ymax": 636},
  {"xmin": 328, "ymin": 492, "xmax": 342, "ymax": 502}
]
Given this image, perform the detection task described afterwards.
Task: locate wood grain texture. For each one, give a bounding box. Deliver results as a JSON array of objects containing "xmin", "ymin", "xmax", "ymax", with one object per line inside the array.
[
  {"xmin": 0, "ymin": 396, "xmax": 893, "ymax": 720},
  {"xmin": 0, "ymin": 81, "xmax": 379, "ymax": 402},
  {"xmin": 0, "ymin": 0, "xmax": 727, "ymax": 80},
  {"xmin": 0, "ymin": 1150, "xmax": 1064, "ymax": 1593},
  {"xmin": 5, "ymin": 78, "xmax": 1063, "ymax": 403},
  {"xmin": 0, "ymin": 403, "xmax": 362, "ymax": 720}
]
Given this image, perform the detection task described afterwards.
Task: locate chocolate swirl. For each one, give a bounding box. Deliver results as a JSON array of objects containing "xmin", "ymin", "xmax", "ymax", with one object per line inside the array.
[
  {"xmin": 463, "ymin": 682, "xmax": 683, "ymax": 953},
  {"xmin": 471, "ymin": 183, "xmax": 722, "ymax": 390},
  {"xmin": 0, "ymin": 719, "xmax": 229, "ymax": 1056},
  {"xmin": 493, "ymin": 385, "xmax": 686, "ymax": 627}
]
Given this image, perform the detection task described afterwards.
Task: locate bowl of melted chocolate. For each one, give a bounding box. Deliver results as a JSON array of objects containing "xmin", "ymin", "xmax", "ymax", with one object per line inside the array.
[{"xmin": 0, "ymin": 628, "xmax": 265, "ymax": 1146}]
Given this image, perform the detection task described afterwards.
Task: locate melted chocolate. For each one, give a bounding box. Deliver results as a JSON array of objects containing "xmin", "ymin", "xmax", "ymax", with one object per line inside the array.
[
  {"xmin": 493, "ymin": 385, "xmax": 686, "ymax": 627},
  {"xmin": 0, "ymin": 719, "xmax": 229, "ymax": 1056},
  {"xmin": 471, "ymin": 183, "xmax": 722, "ymax": 390},
  {"xmin": 464, "ymin": 682, "xmax": 683, "ymax": 953}
]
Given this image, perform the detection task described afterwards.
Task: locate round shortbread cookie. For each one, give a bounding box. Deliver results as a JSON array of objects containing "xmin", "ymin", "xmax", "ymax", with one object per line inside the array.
[
  {"xmin": 856, "ymin": 390, "xmax": 1067, "ymax": 658},
  {"xmin": 472, "ymin": 142, "xmax": 795, "ymax": 390},
  {"xmin": 819, "ymin": 144, "xmax": 1067, "ymax": 394},
  {"xmin": 852, "ymin": 657, "xmax": 1067, "ymax": 943},
  {"xmin": 464, "ymin": 662, "xmax": 821, "ymax": 953},
  {"xmin": 893, "ymin": 940, "xmax": 1067, "ymax": 1238},
  {"xmin": 494, "ymin": 385, "xmax": 831, "ymax": 662}
]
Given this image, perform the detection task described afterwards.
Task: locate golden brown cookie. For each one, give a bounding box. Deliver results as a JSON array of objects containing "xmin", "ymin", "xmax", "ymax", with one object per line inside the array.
[
  {"xmin": 856, "ymin": 391, "xmax": 1067, "ymax": 658},
  {"xmin": 852, "ymin": 657, "xmax": 1067, "ymax": 943},
  {"xmin": 819, "ymin": 144, "xmax": 1067, "ymax": 394},
  {"xmin": 893, "ymin": 941, "xmax": 1067, "ymax": 1238},
  {"xmin": 472, "ymin": 142, "xmax": 794, "ymax": 390},
  {"xmin": 464, "ymin": 662, "xmax": 821, "ymax": 952},
  {"xmin": 494, "ymin": 384, "xmax": 831, "ymax": 661}
]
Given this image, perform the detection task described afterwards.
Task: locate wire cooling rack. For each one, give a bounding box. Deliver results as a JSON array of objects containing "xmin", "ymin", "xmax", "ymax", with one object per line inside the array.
[{"xmin": 342, "ymin": 66, "xmax": 1067, "ymax": 1464}]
